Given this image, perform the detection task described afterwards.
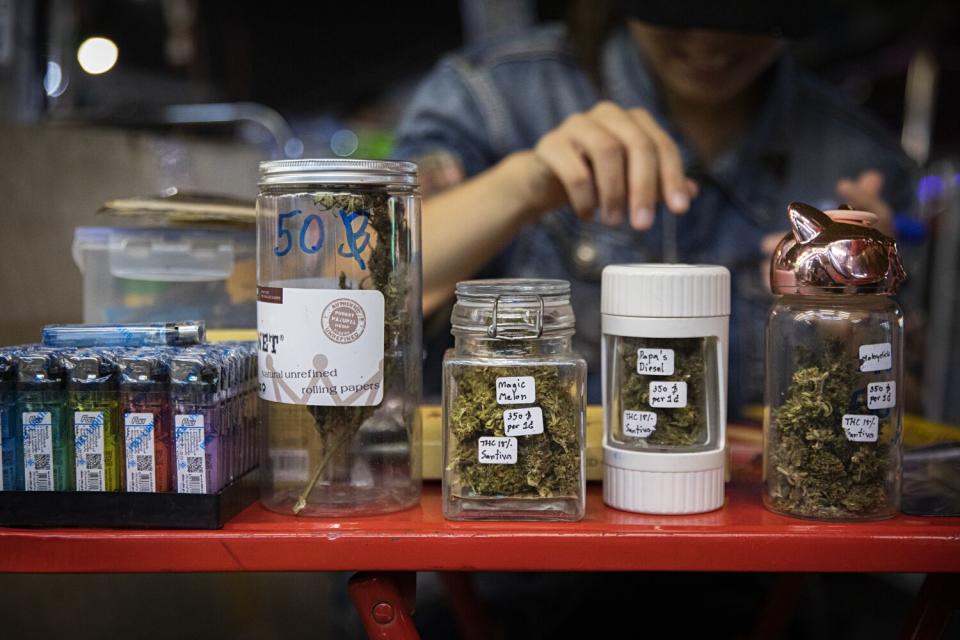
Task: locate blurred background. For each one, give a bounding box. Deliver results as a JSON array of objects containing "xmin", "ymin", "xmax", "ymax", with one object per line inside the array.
[{"xmin": 0, "ymin": 0, "xmax": 959, "ymax": 638}]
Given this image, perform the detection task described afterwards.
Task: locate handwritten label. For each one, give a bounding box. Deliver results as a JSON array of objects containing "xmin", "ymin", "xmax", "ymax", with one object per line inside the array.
[
  {"xmin": 623, "ymin": 410, "xmax": 657, "ymax": 438},
  {"xmin": 859, "ymin": 343, "xmax": 892, "ymax": 372},
  {"xmin": 496, "ymin": 376, "xmax": 536, "ymax": 405},
  {"xmin": 636, "ymin": 348, "xmax": 675, "ymax": 375},
  {"xmin": 337, "ymin": 209, "xmax": 372, "ymax": 269},
  {"xmin": 23, "ymin": 412, "xmax": 54, "ymax": 491},
  {"xmin": 867, "ymin": 381, "xmax": 896, "ymax": 410},
  {"xmin": 842, "ymin": 414, "xmax": 879, "ymax": 442},
  {"xmin": 478, "ymin": 436, "xmax": 518, "ymax": 464},
  {"xmin": 503, "ymin": 407, "xmax": 544, "ymax": 437},
  {"xmin": 648, "ymin": 381, "xmax": 687, "ymax": 408},
  {"xmin": 74, "ymin": 411, "xmax": 105, "ymax": 491}
]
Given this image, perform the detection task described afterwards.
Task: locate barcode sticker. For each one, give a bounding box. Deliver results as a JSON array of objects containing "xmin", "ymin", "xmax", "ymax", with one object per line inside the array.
[
  {"xmin": 495, "ymin": 376, "xmax": 536, "ymax": 405},
  {"xmin": 75, "ymin": 411, "xmax": 106, "ymax": 491},
  {"xmin": 478, "ymin": 436, "xmax": 518, "ymax": 464},
  {"xmin": 636, "ymin": 348, "xmax": 675, "ymax": 375},
  {"xmin": 648, "ymin": 382, "xmax": 688, "ymax": 408},
  {"xmin": 125, "ymin": 413, "xmax": 156, "ymax": 493},
  {"xmin": 503, "ymin": 407, "xmax": 544, "ymax": 437},
  {"xmin": 859, "ymin": 343, "xmax": 892, "ymax": 372},
  {"xmin": 867, "ymin": 381, "xmax": 896, "ymax": 410},
  {"xmin": 842, "ymin": 414, "xmax": 879, "ymax": 442},
  {"xmin": 23, "ymin": 412, "xmax": 54, "ymax": 491},
  {"xmin": 623, "ymin": 410, "xmax": 658, "ymax": 438},
  {"xmin": 175, "ymin": 414, "xmax": 206, "ymax": 494}
]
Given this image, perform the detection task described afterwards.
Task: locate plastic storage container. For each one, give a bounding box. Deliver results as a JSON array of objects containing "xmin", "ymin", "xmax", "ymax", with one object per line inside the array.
[
  {"xmin": 443, "ymin": 279, "xmax": 587, "ymax": 521},
  {"xmin": 601, "ymin": 264, "xmax": 729, "ymax": 514},
  {"xmin": 764, "ymin": 203, "xmax": 906, "ymax": 520},
  {"xmin": 257, "ymin": 159, "xmax": 422, "ymax": 516},
  {"xmin": 73, "ymin": 227, "xmax": 256, "ymax": 328}
]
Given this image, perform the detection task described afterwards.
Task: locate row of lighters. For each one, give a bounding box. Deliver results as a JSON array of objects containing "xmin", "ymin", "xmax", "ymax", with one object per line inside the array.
[{"xmin": 0, "ymin": 323, "xmax": 257, "ymax": 495}]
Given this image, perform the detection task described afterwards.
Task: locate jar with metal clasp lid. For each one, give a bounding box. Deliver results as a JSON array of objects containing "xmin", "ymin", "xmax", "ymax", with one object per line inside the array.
[{"xmin": 442, "ymin": 279, "xmax": 587, "ymax": 521}]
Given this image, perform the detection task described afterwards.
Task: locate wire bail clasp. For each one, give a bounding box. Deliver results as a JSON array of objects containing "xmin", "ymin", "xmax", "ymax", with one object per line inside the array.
[{"xmin": 486, "ymin": 294, "xmax": 545, "ymax": 340}]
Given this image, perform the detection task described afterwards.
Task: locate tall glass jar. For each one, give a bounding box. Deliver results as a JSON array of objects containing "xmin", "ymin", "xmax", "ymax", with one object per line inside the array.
[
  {"xmin": 764, "ymin": 204, "xmax": 906, "ymax": 520},
  {"xmin": 442, "ymin": 279, "xmax": 586, "ymax": 521},
  {"xmin": 257, "ymin": 159, "xmax": 422, "ymax": 516}
]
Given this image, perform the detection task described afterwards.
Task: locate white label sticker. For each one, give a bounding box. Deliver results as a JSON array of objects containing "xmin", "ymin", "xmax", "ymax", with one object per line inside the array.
[
  {"xmin": 867, "ymin": 381, "xmax": 896, "ymax": 410},
  {"xmin": 623, "ymin": 410, "xmax": 658, "ymax": 438},
  {"xmin": 124, "ymin": 412, "xmax": 156, "ymax": 493},
  {"xmin": 175, "ymin": 414, "xmax": 206, "ymax": 494},
  {"xmin": 842, "ymin": 414, "xmax": 879, "ymax": 442},
  {"xmin": 648, "ymin": 381, "xmax": 688, "ymax": 408},
  {"xmin": 23, "ymin": 412, "xmax": 54, "ymax": 491},
  {"xmin": 503, "ymin": 407, "xmax": 544, "ymax": 437},
  {"xmin": 478, "ymin": 436, "xmax": 518, "ymax": 464},
  {"xmin": 495, "ymin": 376, "xmax": 536, "ymax": 405},
  {"xmin": 636, "ymin": 348, "xmax": 675, "ymax": 375},
  {"xmin": 74, "ymin": 411, "xmax": 105, "ymax": 491},
  {"xmin": 269, "ymin": 448, "xmax": 310, "ymax": 483},
  {"xmin": 859, "ymin": 343, "xmax": 892, "ymax": 372},
  {"xmin": 258, "ymin": 287, "xmax": 385, "ymax": 407}
]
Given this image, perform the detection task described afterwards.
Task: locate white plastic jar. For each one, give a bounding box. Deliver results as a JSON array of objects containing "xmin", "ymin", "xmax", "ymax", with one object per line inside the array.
[{"xmin": 601, "ymin": 264, "xmax": 730, "ymax": 514}]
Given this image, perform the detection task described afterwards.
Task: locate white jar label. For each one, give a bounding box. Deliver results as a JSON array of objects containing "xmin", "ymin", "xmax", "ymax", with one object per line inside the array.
[
  {"xmin": 623, "ymin": 410, "xmax": 657, "ymax": 438},
  {"xmin": 636, "ymin": 348, "xmax": 675, "ymax": 375},
  {"xmin": 175, "ymin": 414, "xmax": 206, "ymax": 494},
  {"xmin": 75, "ymin": 411, "xmax": 105, "ymax": 492},
  {"xmin": 503, "ymin": 407, "xmax": 544, "ymax": 437},
  {"xmin": 257, "ymin": 287, "xmax": 385, "ymax": 406},
  {"xmin": 648, "ymin": 381, "xmax": 688, "ymax": 408},
  {"xmin": 867, "ymin": 381, "xmax": 896, "ymax": 410},
  {"xmin": 859, "ymin": 343, "xmax": 892, "ymax": 372},
  {"xmin": 23, "ymin": 412, "xmax": 54, "ymax": 491},
  {"xmin": 478, "ymin": 436, "xmax": 518, "ymax": 464},
  {"xmin": 842, "ymin": 414, "xmax": 879, "ymax": 442},
  {"xmin": 495, "ymin": 376, "xmax": 536, "ymax": 405},
  {"xmin": 125, "ymin": 412, "xmax": 157, "ymax": 493}
]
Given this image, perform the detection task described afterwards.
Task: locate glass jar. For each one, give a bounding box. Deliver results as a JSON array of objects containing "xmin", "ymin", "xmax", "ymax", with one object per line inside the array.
[
  {"xmin": 257, "ymin": 159, "xmax": 422, "ymax": 516},
  {"xmin": 442, "ymin": 279, "xmax": 586, "ymax": 521},
  {"xmin": 764, "ymin": 204, "xmax": 906, "ymax": 520},
  {"xmin": 601, "ymin": 264, "xmax": 729, "ymax": 514}
]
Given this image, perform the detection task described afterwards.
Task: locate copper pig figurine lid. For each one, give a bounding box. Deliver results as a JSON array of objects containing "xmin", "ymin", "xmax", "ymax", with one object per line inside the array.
[{"xmin": 771, "ymin": 202, "xmax": 906, "ymax": 295}]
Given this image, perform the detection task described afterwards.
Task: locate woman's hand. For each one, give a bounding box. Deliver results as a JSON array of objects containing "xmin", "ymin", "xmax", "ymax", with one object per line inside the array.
[
  {"xmin": 836, "ymin": 169, "xmax": 895, "ymax": 237},
  {"xmin": 523, "ymin": 101, "xmax": 698, "ymax": 230}
]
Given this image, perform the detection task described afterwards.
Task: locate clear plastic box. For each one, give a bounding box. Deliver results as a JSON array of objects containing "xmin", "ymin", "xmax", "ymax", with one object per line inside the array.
[{"xmin": 73, "ymin": 227, "xmax": 256, "ymax": 328}]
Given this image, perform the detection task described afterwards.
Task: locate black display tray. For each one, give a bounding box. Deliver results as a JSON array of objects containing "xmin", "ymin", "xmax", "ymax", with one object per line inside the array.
[{"xmin": 0, "ymin": 469, "xmax": 259, "ymax": 529}]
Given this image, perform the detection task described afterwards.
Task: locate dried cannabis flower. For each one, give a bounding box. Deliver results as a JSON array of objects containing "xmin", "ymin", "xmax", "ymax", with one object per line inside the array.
[
  {"xmin": 767, "ymin": 341, "xmax": 892, "ymax": 519},
  {"xmin": 618, "ymin": 338, "xmax": 706, "ymax": 446},
  {"xmin": 294, "ymin": 190, "xmax": 411, "ymax": 514},
  {"xmin": 447, "ymin": 365, "xmax": 581, "ymax": 498}
]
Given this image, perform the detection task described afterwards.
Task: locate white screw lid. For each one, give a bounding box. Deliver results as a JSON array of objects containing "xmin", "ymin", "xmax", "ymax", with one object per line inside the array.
[{"xmin": 601, "ymin": 264, "xmax": 730, "ymax": 318}]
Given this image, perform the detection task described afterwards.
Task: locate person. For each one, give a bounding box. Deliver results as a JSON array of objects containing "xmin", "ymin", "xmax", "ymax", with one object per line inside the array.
[{"xmin": 394, "ymin": 1, "xmax": 916, "ymax": 412}]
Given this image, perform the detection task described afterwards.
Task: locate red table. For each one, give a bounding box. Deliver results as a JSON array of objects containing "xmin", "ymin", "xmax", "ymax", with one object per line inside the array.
[{"xmin": 2, "ymin": 481, "xmax": 958, "ymax": 639}]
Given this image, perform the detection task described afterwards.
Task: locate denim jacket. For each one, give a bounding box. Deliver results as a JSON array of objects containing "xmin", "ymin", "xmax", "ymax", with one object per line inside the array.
[{"xmin": 394, "ymin": 24, "xmax": 915, "ymax": 412}]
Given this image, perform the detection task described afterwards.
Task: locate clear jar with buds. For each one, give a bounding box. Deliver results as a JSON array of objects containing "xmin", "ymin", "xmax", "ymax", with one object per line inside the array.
[{"xmin": 442, "ymin": 279, "xmax": 586, "ymax": 521}]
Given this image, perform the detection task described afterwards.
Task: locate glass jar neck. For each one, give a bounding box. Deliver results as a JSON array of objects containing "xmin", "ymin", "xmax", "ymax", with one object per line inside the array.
[{"xmin": 453, "ymin": 333, "xmax": 573, "ymax": 357}]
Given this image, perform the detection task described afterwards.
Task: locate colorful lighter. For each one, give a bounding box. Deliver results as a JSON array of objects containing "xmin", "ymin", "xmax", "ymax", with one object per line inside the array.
[
  {"xmin": 15, "ymin": 350, "xmax": 72, "ymax": 491},
  {"xmin": 171, "ymin": 351, "xmax": 221, "ymax": 493},
  {"xmin": 120, "ymin": 353, "xmax": 173, "ymax": 492},
  {"xmin": 65, "ymin": 351, "xmax": 122, "ymax": 492},
  {"xmin": 42, "ymin": 321, "xmax": 205, "ymax": 348},
  {"xmin": 0, "ymin": 351, "xmax": 20, "ymax": 491}
]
